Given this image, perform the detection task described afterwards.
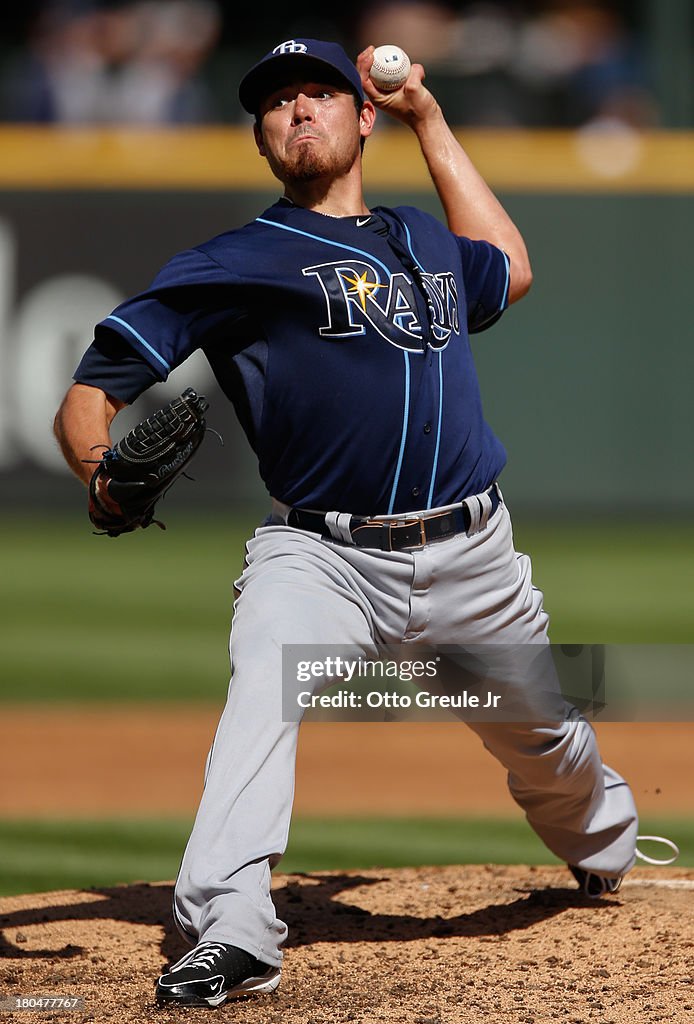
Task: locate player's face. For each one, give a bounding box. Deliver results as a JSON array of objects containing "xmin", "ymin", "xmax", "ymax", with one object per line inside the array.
[{"xmin": 254, "ymin": 80, "xmax": 371, "ymax": 186}]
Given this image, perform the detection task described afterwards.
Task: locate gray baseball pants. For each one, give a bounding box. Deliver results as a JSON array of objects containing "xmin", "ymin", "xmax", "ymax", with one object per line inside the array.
[{"xmin": 173, "ymin": 496, "xmax": 638, "ymax": 966}]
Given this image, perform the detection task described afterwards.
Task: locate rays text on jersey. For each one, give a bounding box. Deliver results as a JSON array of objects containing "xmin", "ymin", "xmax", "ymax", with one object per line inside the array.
[{"xmin": 302, "ymin": 259, "xmax": 459, "ymax": 351}]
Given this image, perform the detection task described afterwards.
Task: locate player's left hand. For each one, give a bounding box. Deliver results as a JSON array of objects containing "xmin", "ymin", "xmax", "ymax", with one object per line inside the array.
[
  {"xmin": 87, "ymin": 387, "xmax": 211, "ymax": 537},
  {"xmin": 356, "ymin": 46, "xmax": 438, "ymax": 127}
]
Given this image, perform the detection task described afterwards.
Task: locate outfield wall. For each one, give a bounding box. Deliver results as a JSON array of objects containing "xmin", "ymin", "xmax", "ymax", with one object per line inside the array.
[{"xmin": 0, "ymin": 128, "xmax": 692, "ymax": 514}]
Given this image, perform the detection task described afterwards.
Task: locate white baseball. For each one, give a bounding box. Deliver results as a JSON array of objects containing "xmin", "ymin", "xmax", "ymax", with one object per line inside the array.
[{"xmin": 369, "ymin": 45, "xmax": 411, "ymax": 92}]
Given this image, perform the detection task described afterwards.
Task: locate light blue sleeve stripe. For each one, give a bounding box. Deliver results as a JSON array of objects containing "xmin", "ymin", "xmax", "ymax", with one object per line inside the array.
[
  {"xmin": 500, "ymin": 249, "xmax": 511, "ymax": 310},
  {"xmin": 426, "ymin": 350, "xmax": 444, "ymax": 509},
  {"xmin": 387, "ymin": 351, "xmax": 411, "ymax": 515},
  {"xmin": 104, "ymin": 315, "xmax": 170, "ymax": 373},
  {"xmin": 256, "ymin": 217, "xmax": 392, "ymax": 278}
]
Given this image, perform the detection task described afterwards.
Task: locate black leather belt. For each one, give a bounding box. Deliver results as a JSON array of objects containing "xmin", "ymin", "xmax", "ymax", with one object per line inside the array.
[{"xmin": 287, "ymin": 486, "xmax": 501, "ymax": 552}]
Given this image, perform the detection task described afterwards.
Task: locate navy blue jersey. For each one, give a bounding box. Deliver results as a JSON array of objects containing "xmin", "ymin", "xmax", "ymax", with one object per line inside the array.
[{"xmin": 76, "ymin": 200, "xmax": 511, "ymax": 515}]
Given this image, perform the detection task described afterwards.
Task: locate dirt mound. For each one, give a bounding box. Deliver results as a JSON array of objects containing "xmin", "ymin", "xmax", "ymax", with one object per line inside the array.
[{"xmin": 2, "ymin": 866, "xmax": 693, "ymax": 1024}]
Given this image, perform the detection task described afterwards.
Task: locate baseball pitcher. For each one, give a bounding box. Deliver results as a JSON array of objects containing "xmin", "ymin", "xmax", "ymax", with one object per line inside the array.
[{"xmin": 54, "ymin": 38, "xmax": 657, "ymax": 1009}]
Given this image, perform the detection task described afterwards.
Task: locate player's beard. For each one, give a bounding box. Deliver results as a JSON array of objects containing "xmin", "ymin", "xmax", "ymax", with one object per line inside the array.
[{"xmin": 280, "ymin": 134, "xmax": 360, "ymax": 185}]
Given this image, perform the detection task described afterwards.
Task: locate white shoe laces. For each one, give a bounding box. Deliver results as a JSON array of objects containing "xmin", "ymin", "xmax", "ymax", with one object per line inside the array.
[
  {"xmin": 635, "ymin": 834, "xmax": 680, "ymax": 866},
  {"xmin": 171, "ymin": 942, "xmax": 230, "ymax": 973}
]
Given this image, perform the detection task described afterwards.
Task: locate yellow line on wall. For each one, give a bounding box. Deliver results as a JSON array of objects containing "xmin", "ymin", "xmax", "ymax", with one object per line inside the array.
[{"xmin": 0, "ymin": 126, "xmax": 692, "ymax": 192}]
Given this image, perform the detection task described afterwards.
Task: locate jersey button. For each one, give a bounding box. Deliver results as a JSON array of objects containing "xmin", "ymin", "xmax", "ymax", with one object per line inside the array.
[
  {"xmin": 411, "ymin": 486, "xmax": 421, "ymax": 497},
  {"xmin": 423, "ymin": 422, "xmax": 432, "ymax": 434}
]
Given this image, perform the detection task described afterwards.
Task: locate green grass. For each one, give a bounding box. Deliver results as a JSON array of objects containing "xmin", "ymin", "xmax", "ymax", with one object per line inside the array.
[
  {"xmin": 0, "ymin": 515, "xmax": 692, "ymax": 702},
  {"xmin": 0, "ymin": 815, "xmax": 691, "ymax": 897},
  {"xmin": 0, "ymin": 514, "xmax": 254, "ymax": 702},
  {"xmin": 514, "ymin": 520, "xmax": 694, "ymax": 644}
]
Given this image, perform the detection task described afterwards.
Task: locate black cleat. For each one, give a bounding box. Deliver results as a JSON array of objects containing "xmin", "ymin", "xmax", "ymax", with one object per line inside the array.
[
  {"xmin": 155, "ymin": 941, "xmax": 281, "ymax": 1007},
  {"xmin": 569, "ymin": 834, "xmax": 680, "ymax": 899},
  {"xmin": 569, "ymin": 865, "xmax": 623, "ymax": 898}
]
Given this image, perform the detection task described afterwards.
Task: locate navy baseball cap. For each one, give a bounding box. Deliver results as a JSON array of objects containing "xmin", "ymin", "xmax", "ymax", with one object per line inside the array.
[{"xmin": 239, "ymin": 38, "xmax": 364, "ymax": 115}]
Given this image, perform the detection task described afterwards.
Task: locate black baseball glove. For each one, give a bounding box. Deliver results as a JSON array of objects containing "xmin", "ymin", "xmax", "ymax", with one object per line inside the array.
[{"xmin": 88, "ymin": 387, "xmax": 210, "ymax": 537}]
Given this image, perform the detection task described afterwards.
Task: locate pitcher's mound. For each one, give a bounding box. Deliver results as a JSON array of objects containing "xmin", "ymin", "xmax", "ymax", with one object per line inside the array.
[{"xmin": 2, "ymin": 865, "xmax": 693, "ymax": 1023}]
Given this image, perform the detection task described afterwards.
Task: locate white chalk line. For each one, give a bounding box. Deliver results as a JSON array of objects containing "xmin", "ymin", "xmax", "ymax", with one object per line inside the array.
[{"xmin": 622, "ymin": 878, "xmax": 694, "ymax": 890}]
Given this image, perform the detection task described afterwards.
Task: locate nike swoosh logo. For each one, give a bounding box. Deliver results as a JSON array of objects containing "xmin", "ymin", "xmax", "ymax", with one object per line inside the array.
[
  {"xmin": 208, "ymin": 979, "xmax": 224, "ymax": 994},
  {"xmin": 356, "ymin": 217, "xmax": 371, "ymax": 226}
]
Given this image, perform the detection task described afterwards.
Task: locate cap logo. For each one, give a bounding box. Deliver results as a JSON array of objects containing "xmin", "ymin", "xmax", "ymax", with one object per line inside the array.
[{"xmin": 272, "ymin": 40, "xmax": 308, "ymax": 55}]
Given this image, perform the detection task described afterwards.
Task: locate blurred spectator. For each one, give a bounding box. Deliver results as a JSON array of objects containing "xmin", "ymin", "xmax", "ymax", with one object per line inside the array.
[
  {"xmin": 0, "ymin": 0, "xmax": 666, "ymax": 127},
  {"xmin": 358, "ymin": 1, "xmax": 457, "ymax": 65},
  {"xmin": 1, "ymin": 0, "xmax": 221, "ymax": 124},
  {"xmin": 356, "ymin": 0, "xmax": 658, "ymax": 129},
  {"xmin": 513, "ymin": 2, "xmax": 658, "ymax": 128}
]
